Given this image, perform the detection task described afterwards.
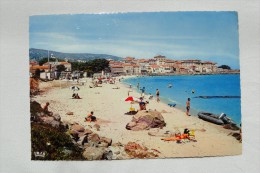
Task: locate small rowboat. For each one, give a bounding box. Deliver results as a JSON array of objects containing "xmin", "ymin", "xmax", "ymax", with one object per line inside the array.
[{"xmin": 198, "ymin": 112, "xmax": 224, "ymax": 125}]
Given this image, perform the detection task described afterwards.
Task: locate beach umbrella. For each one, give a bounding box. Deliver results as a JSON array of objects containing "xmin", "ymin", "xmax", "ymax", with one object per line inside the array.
[
  {"xmin": 125, "ymin": 96, "xmax": 134, "ymax": 101},
  {"xmin": 125, "ymin": 96, "xmax": 136, "ymax": 108}
]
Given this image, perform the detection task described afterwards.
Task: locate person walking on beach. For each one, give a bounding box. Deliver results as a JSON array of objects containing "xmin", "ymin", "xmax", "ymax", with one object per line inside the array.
[
  {"xmin": 186, "ymin": 98, "xmax": 191, "ymax": 116},
  {"xmin": 156, "ymin": 89, "xmax": 160, "ymax": 102}
]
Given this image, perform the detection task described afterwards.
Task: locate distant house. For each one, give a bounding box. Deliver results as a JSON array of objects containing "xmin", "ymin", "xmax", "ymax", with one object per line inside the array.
[
  {"xmin": 132, "ymin": 64, "xmax": 140, "ymax": 74},
  {"xmin": 123, "ymin": 57, "xmax": 135, "ymax": 63},
  {"xmin": 154, "ymin": 55, "xmax": 166, "ymax": 65},
  {"xmin": 148, "ymin": 59, "xmax": 157, "ymax": 65},
  {"xmin": 161, "ymin": 65, "xmax": 173, "ymax": 73},
  {"xmin": 122, "ymin": 64, "xmax": 134, "ymax": 75},
  {"xmin": 43, "ymin": 61, "xmax": 72, "ymax": 72},
  {"xmin": 150, "ymin": 65, "xmax": 160, "ymax": 74},
  {"xmin": 110, "ymin": 65, "xmax": 124, "ymax": 75},
  {"xmin": 201, "ymin": 61, "xmax": 217, "ymax": 73},
  {"xmin": 30, "ymin": 65, "xmax": 49, "ymax": 73}
]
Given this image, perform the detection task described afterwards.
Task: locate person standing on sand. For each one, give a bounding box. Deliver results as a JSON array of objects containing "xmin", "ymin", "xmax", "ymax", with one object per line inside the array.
[
  {"xmin": 156, "ymin": 89, "xmax": 160, "ymax": 102},
  {"xmin": 186, "ymin": 98, "xmax": 191, "ymax": 116},
  {"xmin": 140, "ymin": 87, "xmax": 145, "ymax": 97}
]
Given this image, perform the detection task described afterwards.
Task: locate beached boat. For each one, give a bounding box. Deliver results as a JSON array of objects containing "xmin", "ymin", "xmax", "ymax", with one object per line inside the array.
[{"xmin": 198, "ymin": 112, "xmax": 224, "ymax": 125}]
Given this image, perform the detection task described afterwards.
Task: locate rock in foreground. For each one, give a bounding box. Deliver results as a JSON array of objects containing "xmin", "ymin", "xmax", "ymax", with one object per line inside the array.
[{"xmin": 126, "ymin": 110, "xmax": 166, "ymax": 131}]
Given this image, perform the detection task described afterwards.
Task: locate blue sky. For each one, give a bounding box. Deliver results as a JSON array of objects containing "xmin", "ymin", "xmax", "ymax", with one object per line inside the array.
[{"xmin": 30, "ymin": 12, "xmax": 240, "ymax": 69}]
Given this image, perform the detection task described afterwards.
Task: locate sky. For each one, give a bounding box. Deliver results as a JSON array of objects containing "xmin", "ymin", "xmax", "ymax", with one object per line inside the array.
[{"xmin": 30, "ymin": 12, "xmax": 240, "ymax": 69}]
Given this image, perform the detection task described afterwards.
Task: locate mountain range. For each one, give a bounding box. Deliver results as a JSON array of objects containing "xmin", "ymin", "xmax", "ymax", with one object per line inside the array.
[{"xmin": 29, "ymin": 48, "xmax": 122, "ymax": 61}]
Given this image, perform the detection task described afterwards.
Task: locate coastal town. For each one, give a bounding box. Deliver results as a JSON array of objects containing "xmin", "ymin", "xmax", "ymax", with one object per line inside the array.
[{"xmin": 30, "ymin": 55, "xmax": 239, "ymax": 79}]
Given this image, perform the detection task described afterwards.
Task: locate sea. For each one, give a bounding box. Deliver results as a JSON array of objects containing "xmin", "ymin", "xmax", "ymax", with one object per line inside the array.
[{"xmin": 123, "ymin": 74, "xmax": 241, "ymax": 124}]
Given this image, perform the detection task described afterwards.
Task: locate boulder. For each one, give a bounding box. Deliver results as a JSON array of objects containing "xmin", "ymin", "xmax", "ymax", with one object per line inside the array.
[
  {"xmin": 126, "ymin": 110, "xmax": 166, "ymax": 131},
  {"xmin": 53, "ymin": 113, "xmax": 61, "ymax": 121},
  {"xmin": 78, "ymin": 129, "xmax": 93, "ymax": 137},
  {"xmin": 93, "ymin": 124, "xmax": 100, "ymax": 131},
  {"xmin": 98, "ymin": 142, "xmax": 109, "ymax": 148},
  {"xmin": 71, "ymin": 124, "xmax": 85, "ymax": 132},
  {"xmin": 82, "ymin": 147, "xmax": 105, "ymax": 160},
  {"xmin": 100, "ymin": 137, "xmax": 112, "ymax": 146},
  {"xmin": 223, "ymin": 124, "xmax": 240, "ymax": 131},
  {"xmin": 66, "ymin": 112, "xmax": 74, "ymax": 115},
  {"xmin": 103, "ymin": 150, "xmax": 113, "ymax": 160},
  {"xmin": 124, "ymin": 142, "xmax": 158, "ymax": 159},
  {"xmin": 87, "ymin": 133, "xmax": 100, "ymax": 147},
  {"xmin": 88, "ymin": 133, "xmax": 100, "ymax": 142},
  {"xmin": 108, "ymin": 146, "xmax": 125, "ymax": 160},
  {"xmin": 41, "ymin": 116, "xmax": 60, "ymax": 128},
  {"xmin": 30, "ymin": 101, "xmax": 43, "ymax": 115},
  {"xmin": 77, "ymin": 135, "xmax": 88, "ymax": 146},
  {"xmin": 69, "ymin": 129, "xmax": 80, "ymax": 139}
]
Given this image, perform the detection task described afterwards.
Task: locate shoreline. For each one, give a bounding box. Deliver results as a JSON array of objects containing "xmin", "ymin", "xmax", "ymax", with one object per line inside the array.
[
  {"xmin": 33, "ymin": 77, "xmax": 242, "ymax": 158},
  {"xmin": 122, "ymin": 74, "xmax": 241, "ymax": 125}
]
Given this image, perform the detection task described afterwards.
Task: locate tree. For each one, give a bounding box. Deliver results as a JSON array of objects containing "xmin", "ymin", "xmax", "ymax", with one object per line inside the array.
[
  {"xmin": 218, "ymin": 65, "xmax": 231, "ymax": 70},
  {"xmin": 34, "ymin": 69, "xmax": 41, "ymax": 78},
  {"xmin": 56, "ymin": 65, "xmax": 66, "ymax": 72},
  {"xmin": 39, "ymin": 57, "xmax": 63, "ymax": 65},
  {"xmin": 70, "ymin": 59, "xmax": 109, "ymax": 76}
]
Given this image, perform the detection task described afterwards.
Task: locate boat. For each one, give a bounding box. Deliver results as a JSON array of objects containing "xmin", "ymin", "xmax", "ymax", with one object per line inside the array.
[
  {"xmin": 198, "ymin": 112, "xmax": 224, "ymax": 125},
  {"xmin": 168, "ymin": 84, "xmax": 173, "ymax": 88}
]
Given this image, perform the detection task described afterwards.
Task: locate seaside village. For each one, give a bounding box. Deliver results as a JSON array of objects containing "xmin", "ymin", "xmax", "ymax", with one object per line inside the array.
[
  {"xmin": 30, "ymin": 55, "xmax": 239, "ymax": 80},
  {"xmin": 30, "ymin": 55, "xmax": 241, "ymax": 160}
]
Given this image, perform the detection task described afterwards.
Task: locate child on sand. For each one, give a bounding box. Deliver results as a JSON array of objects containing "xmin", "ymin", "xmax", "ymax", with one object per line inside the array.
[
  {"xmin": 186, "ymin": 98, "xmax": 191, "ymax": 116},
  {"xmin": 85, "ymin": 111, "xmax": 97, "ymax": 122}
]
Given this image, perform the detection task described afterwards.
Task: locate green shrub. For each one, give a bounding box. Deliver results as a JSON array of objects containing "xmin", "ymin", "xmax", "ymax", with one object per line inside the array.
[{"xmin": 31, "ymin": 123, "xmax": 83, "ymax": 160}]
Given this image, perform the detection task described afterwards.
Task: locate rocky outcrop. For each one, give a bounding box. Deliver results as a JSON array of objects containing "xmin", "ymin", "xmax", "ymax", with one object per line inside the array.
[
  {"xmin": 126, "ymin": 110, "xmax": 166, "ymax": 131},
  {"xmin": 71, "ymin": 124, "xmax": 85, "ymax": 132},
  {"xmin": 124, "ymin": 142, "xmax": 158, "ymax": 158},
  {"xmin": 223, "ymin": 124, "xmax": 240, "ymax": 131},
  {"xmin": 82, "ymin": 147, "xmax": 105, "ymax": 160}
]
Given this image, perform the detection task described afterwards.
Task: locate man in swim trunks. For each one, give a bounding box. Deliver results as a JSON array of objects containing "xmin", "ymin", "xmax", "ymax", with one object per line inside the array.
[
  {"xmin": 186, "ymin": 98, "xmax": 191, "ymax": 116},
  {"xmin": 156, "ymin": 89, "xmax": 160, "ymax": 102}
]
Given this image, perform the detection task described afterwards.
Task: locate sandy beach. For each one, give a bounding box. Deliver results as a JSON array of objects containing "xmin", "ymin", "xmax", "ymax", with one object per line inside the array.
[{"xmin": 33, "ymin": 77, "xmax": 242, "ymax": 158}]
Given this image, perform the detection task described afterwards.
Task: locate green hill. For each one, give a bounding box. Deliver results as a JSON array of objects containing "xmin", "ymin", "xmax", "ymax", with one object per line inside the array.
[{"xmin": 29, "ymin": 48, "xmax": 122, "ymax": 61}]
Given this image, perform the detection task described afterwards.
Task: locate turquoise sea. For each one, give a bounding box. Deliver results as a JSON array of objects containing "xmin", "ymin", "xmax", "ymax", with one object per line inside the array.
[{"xmin": 123, "ymin": 74, "xmax": 241, "ymax": 124}]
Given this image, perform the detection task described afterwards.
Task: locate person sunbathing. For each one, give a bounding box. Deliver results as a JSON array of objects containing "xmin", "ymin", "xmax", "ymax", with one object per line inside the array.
[
  {"xmin": 161, "ymin": 133, "xmax": 189, "ymax": 141},
  {"xmin": 85, "ymin": 111, "xmax": 97, "ymax": 122},
  {"xmin": 112, "ymin": 86, "xmax": 120, "ymax": 89},
  {"xmin": 72, "ymin": 93, "xmax": 81, "ymax": 99}
]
